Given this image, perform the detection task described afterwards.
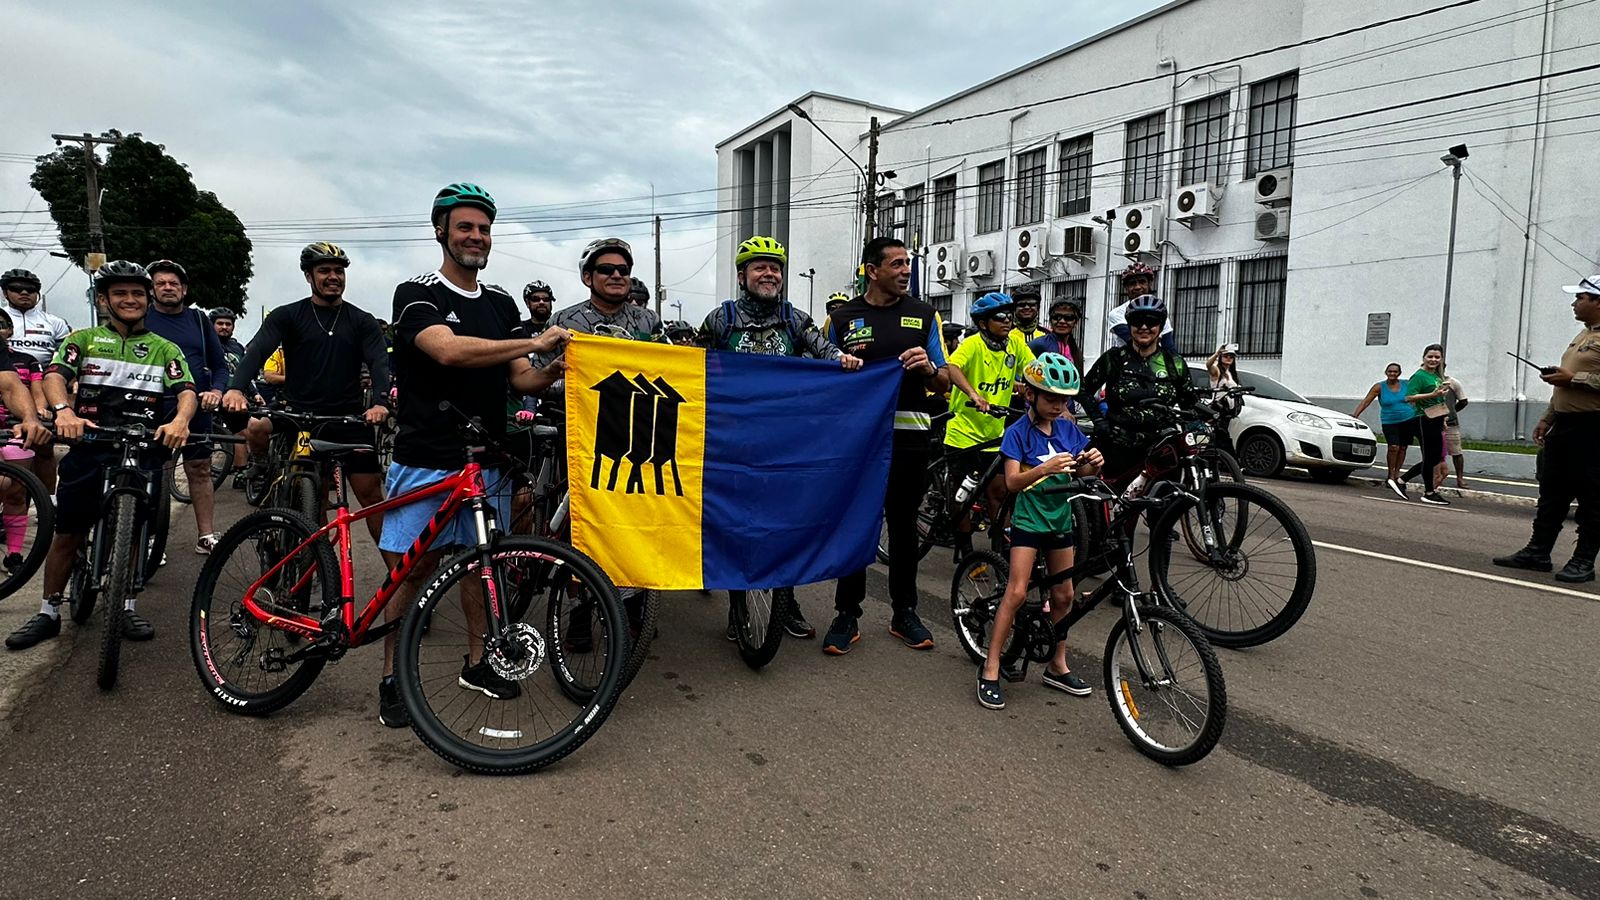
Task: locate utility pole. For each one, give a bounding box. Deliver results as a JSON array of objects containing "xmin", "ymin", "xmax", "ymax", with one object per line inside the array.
[
  {"xmin": 863, "ymin": 117, "xmax": 880, "ymax": 240},
  {"xmin": 654, "ymin": 215, "xmax": 664, "ymax": 317},
  {"xmin": 1439, "ymin": 144, "xmax": 1469, "ymax": 352},
  {"xmin": 51, "ymin": 132, "xmax": 120, "ymax": 272}
]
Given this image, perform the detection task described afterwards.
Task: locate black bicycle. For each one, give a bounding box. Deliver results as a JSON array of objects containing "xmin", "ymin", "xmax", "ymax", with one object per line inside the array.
[
  {"xmin": 0, "ymin": 445, "xmax": 54, "ymax": 602},
  {"xmin": 876, "ymin": 408, "xmax": 1015, "ymax": 566},
  {"xmin": 950, "ymin": 476, "xmax": 1227, "ymax": 766},
  {"xmin": 66, "ymin": 424, "xmax": 241, "ymax": 689},
  {"xmin": 243, "ymin": 407, "xmax": 371, "ymax": 523}
]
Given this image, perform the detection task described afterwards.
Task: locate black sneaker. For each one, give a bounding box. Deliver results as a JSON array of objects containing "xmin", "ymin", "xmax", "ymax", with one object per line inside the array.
[
  {"xmin": 1492, "ymin": 545, "xmax": 1553, "ymax": 572},
  {"xmin": 1555, "ymin": 557, "xmax": 1596, "ymax": 584},
  {"xmin": 783, "ymin": 596, "xmax": 816, "ymax": 640},
  {"xmin": 1385, "ymin": 478, "xmax": 1408, "ymax": 501},
  {"xmin": 120, "ymin": 610, "xmax": 155, "ymax": 641},
  {"xmin": 459, "ymin": 655, "xmax": 522, "ymax": 700},
  {"xmin": 5, "ymin": 613, "xmax": 60, "ymax": 651},
  {"xmin": 3, "ymin": 552, "xmax": 22, "ymax": 573},
  {"xmin": 821, "ymin": 613, "xmax": 859, "ymax": 656},
  {"xmin": 1419, "ymin": 492, "xmax": 1450, "ymax": 506},
  {"xmin": 1042, "ymin": 669, "xmax": 1092, "ymax": 696},
  {"xmin": 889, "ymin": 610, "xmax": 934, "ymax": 650},
  {"xmin": 378, "ymin": 677, "xmax": 409, "ymax": 728}
]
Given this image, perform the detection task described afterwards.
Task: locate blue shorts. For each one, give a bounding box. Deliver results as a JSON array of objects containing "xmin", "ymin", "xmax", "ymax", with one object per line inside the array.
[{"xmin": 377, "ymin": 463, "xmax": 514, "ymax": 554}]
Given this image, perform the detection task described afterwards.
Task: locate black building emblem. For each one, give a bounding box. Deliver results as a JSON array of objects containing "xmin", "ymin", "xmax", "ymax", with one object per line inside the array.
[{"xmin": 590, "ymin": 371, "xmax": 686, "ymax": 496}]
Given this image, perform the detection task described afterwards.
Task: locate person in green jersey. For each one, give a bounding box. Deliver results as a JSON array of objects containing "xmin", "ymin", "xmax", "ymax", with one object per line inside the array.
[{"xmin": 944, "ymin": 292, "xmax": 1034, "ymax": 554}]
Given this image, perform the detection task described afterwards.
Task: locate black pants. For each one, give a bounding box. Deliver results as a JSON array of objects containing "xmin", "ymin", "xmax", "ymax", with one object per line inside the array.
[
  {"xmin": 1402, "ymin": 414, "xmax": 1445, "ymax": 492},
  {"xmin": 1531, "ymin": 412, "xmax": 1600, "ymax": 556},
  {"xmin": 835, "ymin": 436, "xmax": 929, "ymax": 619}
]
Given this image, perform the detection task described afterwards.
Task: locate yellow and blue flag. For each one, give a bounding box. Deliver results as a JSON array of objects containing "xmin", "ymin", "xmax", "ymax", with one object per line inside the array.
[{"xmin": 565, "ymin": 333, "xmax": 900, "ymax": 590}]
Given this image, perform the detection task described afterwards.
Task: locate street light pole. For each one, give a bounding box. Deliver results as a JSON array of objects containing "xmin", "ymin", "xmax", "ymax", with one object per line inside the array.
[
  {"xmin": 796, "ymin": 268, "xmax": 816, "ymax": 318},
  {"xmin": 1439, "ymin": 144, "xmax": 1469, "ymax": 353}
]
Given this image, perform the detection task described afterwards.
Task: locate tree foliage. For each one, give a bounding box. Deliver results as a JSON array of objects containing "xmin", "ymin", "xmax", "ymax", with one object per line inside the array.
[{"xmin": 30, "ymin": 131, "xmax": 252, "ymax": 313}]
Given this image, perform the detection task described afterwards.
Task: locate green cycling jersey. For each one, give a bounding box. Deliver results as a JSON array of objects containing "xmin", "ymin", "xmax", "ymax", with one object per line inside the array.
[{"xmin": 48, "ymin": 324, "xmax": 195, "ymax": 430}]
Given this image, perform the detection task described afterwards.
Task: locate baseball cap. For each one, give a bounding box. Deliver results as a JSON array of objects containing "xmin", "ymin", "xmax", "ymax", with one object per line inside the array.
[
  {"xmin": 1561, "ymin": 275, "xmax": 1600, "ymax": 295},
  {"xmin": 1220, "ymin": 343, "xmax": 1239, "ymax": 354}
]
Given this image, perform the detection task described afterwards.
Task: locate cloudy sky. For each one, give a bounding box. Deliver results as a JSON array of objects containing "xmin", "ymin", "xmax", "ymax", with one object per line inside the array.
[{"xmin": 1, "ymin": 0, "xmax": 1165, "ymax": 338}]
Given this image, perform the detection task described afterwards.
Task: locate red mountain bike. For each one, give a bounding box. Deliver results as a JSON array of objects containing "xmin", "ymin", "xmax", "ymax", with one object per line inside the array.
[{"xmin": 189, "ymin": 410, "xmax": 628, "ymax": 774}]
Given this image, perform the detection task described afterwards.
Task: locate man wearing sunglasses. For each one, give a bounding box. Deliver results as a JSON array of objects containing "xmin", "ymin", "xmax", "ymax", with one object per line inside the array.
[
  {"xmin": 1078, "ymin": 294, "xmax": 1202, "ymax": 484},
  {"xmin": 545, "ymin": 238, "xmax": 664, "ymax": 346},
  {"xmin": 1, "ymin": 269, "xmax": 70, "ymax": 495},
  {"xmin": 1008, "ymin": 284, "xmax": 1047, "ymax": 348}
]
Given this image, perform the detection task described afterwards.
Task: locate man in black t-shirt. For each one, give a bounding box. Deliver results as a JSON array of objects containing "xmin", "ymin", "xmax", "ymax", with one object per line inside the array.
[
  {"xmin": 223, "ymin": 242, "xmax": 392, "ymax": 540},
  {"xmin": 373, "ymin": 183, "xmax": 568, "ymax": 729},
  {"xmin": 821, "ymin": 237, "xmax": 948, "ymax": 656},
  {"xmin": 521, "ymin": 281, "xmax": 555, "ymax": 337}
]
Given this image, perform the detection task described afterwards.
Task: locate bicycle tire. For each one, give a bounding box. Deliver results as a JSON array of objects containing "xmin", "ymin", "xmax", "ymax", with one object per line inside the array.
[
  {"xmin": 170, "ymin": 457, "xmax": 191, "ymax": 504},
  {"xmin": 142, "ymin": 465, "xmax": 172, "ymax": 583},
  {"xmin": 97, "ymin": 492, "xmax": 139, "ymax": 690},
  {"xmin": 618, "ymin": 588, "xmax": 659, "ymax": 688},
  {"xmin": 395, "ymin": 536, "xmax": 628, "ymax": 775},
  {"xmin": 1103, "ymin": 605, "xmax": 1226, "ymax": 766},
  {"xmin": 1149, "ymin": 482, "xmax": 1316, "ymax": 649},
  {"xmin": 1201, "ymin": 447, "xmax": 1246, "ymax": 484},
  {"xmin": 190, "ymin": 509, "xmax": 339, "ymax": 715},
  {"xmin": 67, "ymin": 544, "xmax": 96, "ymax": 626},
  {"xmin": 729, "ymin": 588, "xmax": 786, "ymax": 670},
  {"xmin": 0, "ymin": 460, "xmax": 53, "ymax": 601},
  {"xmin": 211, "ymin": 444, "xmax": 235, "ymax": 490},
  {"xmin": 289, "ymin": 471, "xmax": 322, "ymax": 526},
  {"xmin": 950, "ymin": 550, "xmax": 1007, "ymax": 665}
]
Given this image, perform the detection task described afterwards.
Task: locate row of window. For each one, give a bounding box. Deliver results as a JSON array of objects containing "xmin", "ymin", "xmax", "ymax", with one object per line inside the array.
[
  {"xmin": 902, "ymin": 72, "xmax": 1298, "ymax": 243},
  {"xmin": 926, "ymin": 255, "xmax": 1288, "ymax": 356}
]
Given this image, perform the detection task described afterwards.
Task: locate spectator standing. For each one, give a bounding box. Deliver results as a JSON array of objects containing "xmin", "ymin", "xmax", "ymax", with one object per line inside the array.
[
  {"xmin": 1352, "ymin": 362, "xmax": 1417, "ymax": 493},
  {"xmin": 1395, "ymin": 344, "xmax": 1451, "ymax": 506}
]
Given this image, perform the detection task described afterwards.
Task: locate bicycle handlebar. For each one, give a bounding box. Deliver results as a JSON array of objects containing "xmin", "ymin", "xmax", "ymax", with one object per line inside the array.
[{"xmin": 244, "ymin": 407, "xmax": 369, "ymax": 427}]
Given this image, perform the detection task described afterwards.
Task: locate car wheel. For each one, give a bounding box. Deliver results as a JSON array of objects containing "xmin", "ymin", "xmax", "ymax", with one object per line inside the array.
[
  {"xmin": 1307, "ymin": 467, "xmax": 1352, "ymax": 484},
  {"xmin": 1238, "ymin": 432, "xmax": 1285, "ymax": 478}
]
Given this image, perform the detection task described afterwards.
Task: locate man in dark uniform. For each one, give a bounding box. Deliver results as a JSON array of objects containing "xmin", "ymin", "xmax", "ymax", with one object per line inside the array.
[
  {"xmin": 1494, "ymin": 276, "xmax": 1600, "ymax": 582},
  {"xmin": 822, "ymin": 237, "xmax": 949, "ymax": 654}
]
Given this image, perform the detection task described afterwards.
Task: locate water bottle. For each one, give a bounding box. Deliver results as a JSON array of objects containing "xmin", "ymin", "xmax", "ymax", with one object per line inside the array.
[
  {"xmin": 953, "ymin": 472, "xmax": 981, "ymax": 508},
  {"xmin": 1124, "ymin": 472, "xmax": 1149, "ymax": 499}
]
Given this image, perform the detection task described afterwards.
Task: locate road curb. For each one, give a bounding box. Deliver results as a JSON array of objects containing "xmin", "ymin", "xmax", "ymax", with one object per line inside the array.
[{"xmin": 1350, "ymin": 475, "xmax": 1536, "ymax": 509}]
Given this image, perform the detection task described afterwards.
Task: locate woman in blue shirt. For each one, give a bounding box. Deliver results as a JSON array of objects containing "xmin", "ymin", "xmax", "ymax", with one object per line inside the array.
[{"xmin": 1352, "ymin": 362, "xmax": 1416, "ymax": 493}]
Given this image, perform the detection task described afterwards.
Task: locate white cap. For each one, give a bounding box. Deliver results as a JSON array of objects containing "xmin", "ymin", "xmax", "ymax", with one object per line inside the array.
[
  {"xmin": 1561, "ymin": 275, "xmax": 1600, "ymax": 295},
  {"xmin": 1221, "ymin": 342, "xmax": 1240, "ymax": 354}
]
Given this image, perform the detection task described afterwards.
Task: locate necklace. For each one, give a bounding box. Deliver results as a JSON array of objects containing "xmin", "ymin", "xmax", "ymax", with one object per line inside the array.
[{"xmin": 312, "ymin": 302, "xmax": 342, "ymax": 337}]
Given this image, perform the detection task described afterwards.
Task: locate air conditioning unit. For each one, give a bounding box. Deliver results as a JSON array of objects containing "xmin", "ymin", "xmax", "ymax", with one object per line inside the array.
[
  {"xmin": 1120, "ymin": 203, "xmax": 1161, "ymax": 257},
  {"xmin": 1012, "ymin": 226, "xmax": 1051, "ymax": 272},
  {"xmin": 1255, "ymin": 167, "xmax": 1293, "ymax": 206},
  {"xmin": 1062, "ymin": 225, "xmax": 1095, "ymax": 261},
  {"xmin": 931, "ymin": 242, "xmax": 963, "ymax": 283},
  {"xmin": 1173, "ymin": 182, "xmax": 1220, "ymax": 225},
  {"xmin": 1255, "ymin": 208, "xmax": 1290, "ymax": 241},
  {"xmin": 965, "ymin": 249, "xmax": 996, "ymax": 279}
]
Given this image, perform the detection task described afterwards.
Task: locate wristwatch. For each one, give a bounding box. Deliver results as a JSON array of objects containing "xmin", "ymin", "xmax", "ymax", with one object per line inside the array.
[{"xmin": 48, "ymin": 402, "xmax": 69, "ymax": 413}]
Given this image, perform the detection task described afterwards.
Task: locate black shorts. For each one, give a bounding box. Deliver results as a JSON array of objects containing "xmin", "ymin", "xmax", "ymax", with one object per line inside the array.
[
  {"xmin": 1381, "ymin": 418, "xmax": 1419, "ymax": 448},
  {"xmin": 55, "ymin": 446, "xmax": 164, "ymax": 535},
  {"xmin": 177, "ymin": 411, "xmax": 214, "ymax": 462},
  {"xmin": 273, "ymin": 415, "xmax": 381, "ymax": 476},
  {"xmin": 1009, "ymin": 529, "xmax": 1075, "ymax": 551}
]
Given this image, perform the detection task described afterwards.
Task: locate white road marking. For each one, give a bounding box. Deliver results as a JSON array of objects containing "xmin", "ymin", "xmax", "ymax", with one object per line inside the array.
[
  {"xmin": 1362, "ymin": 496, "xmax": 1466, "ymax": 511},
  {"xmin": 1313, "ymin": 541, "xmax": 1599, "ymax": 602},
  {"xmin": 1464, "ymin": 475, "xmax": 1536, "ymax": 488}
]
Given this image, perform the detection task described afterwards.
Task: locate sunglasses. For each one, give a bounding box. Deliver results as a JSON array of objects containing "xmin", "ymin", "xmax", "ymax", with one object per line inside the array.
[
  {"xmin": 1128, "ymin": 319, "xmax": 1164, "ymax": 330},
  {"xmin": 1050, "ymin": 314, "xmax": 1079, "ymax": 323},
  {"xmin": 4, "ymin": 286, "xmax": 38, "ymax": 295},
  {"xmin": 987, "ymin": 312, "xmax": 1014, "ymax": 322},
  {"xmin": 593, "ymin": 263, "xmax": 631, "ymax": 277}
]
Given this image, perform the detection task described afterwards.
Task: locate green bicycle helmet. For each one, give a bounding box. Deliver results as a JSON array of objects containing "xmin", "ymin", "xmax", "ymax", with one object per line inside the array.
[
  {"xmin": 1023, "ymin": 352, "xmax": 1080, "ymax": 396},
  {"xmin": 735, "ymin": 235, "xmax": 787, "ymax": 269},
  {"xmin": 431, "ymin": 182, "xmax": 497, "ymax": 226}
]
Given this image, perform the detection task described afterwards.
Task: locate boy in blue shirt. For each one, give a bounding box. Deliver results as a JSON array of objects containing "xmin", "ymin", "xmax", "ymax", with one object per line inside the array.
[{"xmin": 978, "ymin": 353, "xmax": 1102, "ymax": 710}]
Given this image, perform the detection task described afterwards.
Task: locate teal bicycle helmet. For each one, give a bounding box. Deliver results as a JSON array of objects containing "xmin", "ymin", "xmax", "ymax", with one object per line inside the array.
[
  {"xmin": 431, "ymin": 182, "xmax": 497, "ymax": 226},
  {"xmin": 1023, "ymin": 352, "xmax": 1081, "ymax": 396}
]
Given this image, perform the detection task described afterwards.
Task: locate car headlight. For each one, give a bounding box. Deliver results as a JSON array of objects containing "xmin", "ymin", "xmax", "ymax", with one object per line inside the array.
[{"xmin": 1287, "ymin": 411, "xmax": 1332, "ymax": 430}]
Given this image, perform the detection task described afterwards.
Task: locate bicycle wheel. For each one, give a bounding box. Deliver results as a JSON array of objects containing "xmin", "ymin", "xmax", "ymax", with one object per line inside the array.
[
  {"xmin": 729, "ymin": 588, "xmax": 786, "ymax": 670},
  {"xmin": 0, "ymin": 459, "xmax": 53, "ymax": 601},
  {"xmin": 67, "ymin": 544, "xmax": 96, "ymax": 626},
  {"xmin": 1149, "ymin": 482, "xmax": 1316, "ymax": 649},
  {"xmin": 170, "ymin": 457, "xmax": 191, "ymax": 504},
  {"xmin": 97, "ymin": 492, "xmax": 139, "ymax": 690},
  {"xmin": 618, "ymin": 588, "xmax": 659, "ymax": 688},
  {"xmin": 1175, "ymin": 450, "xmax": 1249, "ymax": 558},
  {"xmin": 1103, "ymin": 604, "xmax": 1226, "ymax": 766},
  {"xmin": 1202, "ymin": 447, "xmax": 1246, "ymax": 484},
  {"xmin": 288, "ymin": 471, "xmax": 322, "ymax": 526},
  {"xmin": 395, "ymin": 536, "xmax": 628, "ymax": 775},
  {"xmin": 950, "ymin": 550, "xmax": 1007, "ymax": 665},
  {"xmin": 210, "ymin": 444, "xmax": 235, "ymax": 491},
  {"xmin": 143, "ymin": 466, "xmax": 172, "ymax": 582}
]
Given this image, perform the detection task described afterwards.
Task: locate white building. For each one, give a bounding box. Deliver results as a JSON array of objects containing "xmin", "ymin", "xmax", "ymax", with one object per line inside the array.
[{"xmin": 714, "ymin": 0, "xmax": 1597, "ymax": 440}]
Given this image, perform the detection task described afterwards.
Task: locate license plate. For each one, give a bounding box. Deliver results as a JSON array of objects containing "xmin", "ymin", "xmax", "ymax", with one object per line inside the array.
[{"xmin": 1354, "ymin": 446, "xmax": 1374, "ymax": 459}]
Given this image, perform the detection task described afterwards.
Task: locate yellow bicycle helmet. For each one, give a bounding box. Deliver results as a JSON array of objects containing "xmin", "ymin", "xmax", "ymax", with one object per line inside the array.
[{"xmin": 735, "ymin": 235, "xmax": 786, "ymax": 269}]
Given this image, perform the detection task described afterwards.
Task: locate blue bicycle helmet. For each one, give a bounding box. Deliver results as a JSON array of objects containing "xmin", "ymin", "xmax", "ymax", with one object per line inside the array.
[{"xmin": 970, "ymin": 291, "xmax": 1016, "ymax": 321}]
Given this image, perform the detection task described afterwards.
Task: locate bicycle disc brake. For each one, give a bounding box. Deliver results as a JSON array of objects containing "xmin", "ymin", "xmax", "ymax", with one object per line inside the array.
[{"xmin": 489, "ymin": 622, "xmax": 547, "ymax": 681}]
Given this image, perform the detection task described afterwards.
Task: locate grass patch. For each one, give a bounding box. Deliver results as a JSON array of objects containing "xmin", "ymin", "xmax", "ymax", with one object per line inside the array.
[{"xmin": 1373, "ymin": 436, "xmax": 1539, "ymax": 454}]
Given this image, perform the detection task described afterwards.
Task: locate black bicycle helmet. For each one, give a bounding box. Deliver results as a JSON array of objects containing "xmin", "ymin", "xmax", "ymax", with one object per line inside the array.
[
  {"xmin": 665, "ymin": 319, "xmax": 695, "ymax": 337},
  {"xmin": 628, "ymin": 277, "xmax": 650, "ymax": 303},
  {"xmin": 209, "ymin": 307, "xmax": 238, "ymax": 323},
  {"xmin": 145, "ymin": 259, "xmax": 189, "ymax": 284},
  {"xmin": 94, "ymin": 260, "xmax": 153, "ymax": 293},
  {"xmin": 1, "ymin": 268, "xmax": 41, "ymax": 291},
  {"xmin": 299, "ymin": 241, "xmax": 350, "ymax": 271},
  {"xmin": 524, "ymin": 280, "xmax": 554, "ymax": 301}
]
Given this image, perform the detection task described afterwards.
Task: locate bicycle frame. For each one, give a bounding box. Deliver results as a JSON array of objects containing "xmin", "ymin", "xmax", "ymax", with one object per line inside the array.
[{"xmin": 238, "ymin": 455, "xmax": 502, "ymax": 654}]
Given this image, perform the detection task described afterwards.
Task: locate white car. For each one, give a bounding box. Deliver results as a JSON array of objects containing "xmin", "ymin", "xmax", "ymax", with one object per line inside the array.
[{"xmin": 1190, "ymin": 368, "xmax": 1378, "ymax": 482}]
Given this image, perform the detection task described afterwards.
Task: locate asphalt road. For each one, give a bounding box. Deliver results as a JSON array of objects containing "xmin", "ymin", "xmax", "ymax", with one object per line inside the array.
[{"xmin": 0, "ymin": 477, "xmax": 1595, "ymax": 899}]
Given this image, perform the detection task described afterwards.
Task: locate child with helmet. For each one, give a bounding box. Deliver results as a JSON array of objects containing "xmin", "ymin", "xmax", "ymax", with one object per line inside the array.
[{"xmin": 977, "ymin": 352, "xmax": 1103, "ymax": 710}]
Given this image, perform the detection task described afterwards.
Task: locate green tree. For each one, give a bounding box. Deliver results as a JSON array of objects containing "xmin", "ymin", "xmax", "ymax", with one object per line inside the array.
[{"xmin": 30, "ymin": 131, "xmax": 252, "ymax": 313}]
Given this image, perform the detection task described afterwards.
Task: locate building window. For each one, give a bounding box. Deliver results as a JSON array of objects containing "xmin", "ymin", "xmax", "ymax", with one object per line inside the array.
[
  {"xmin": 977, "ymin": 161, "xmax": 1005, "ymax": 234},
  {"xmin": 1013, "ymin": 148, "xmax": 1047, "ymax": 226},
  {"xmin": 1052, "ymin": 278, "xmax": 1087, "ymax": 309},
  {"xmin": 878, "ymin": 192, "xmax": 898, "ymax": 238},
  {"xmin": 932, "ymin": 176, "xmax": 957, "ymax": 243},
  {"xmin": 903, "ymin": 184, "xmax": 926, "ymax": 248},
  {"xmin": 1123, "ymin": 112, "xmax": 1165, "ymax": 204},
  {"xmin": 1172, "ymin": 264, "xmax": 1221, "ymax": 356},
  {"xmin": 1180, "ymin": 93, "xmax": 1231, "ymax": 186},
  {"xmin": 929, "ymin": 294, "xmax": 953, "ymax": 323},
  {"xmin": 1057, "ymin": 135, "xmax": 1093, "ymax": 216},
  {"xmin": 1247, "ymin": 72, "xmax": 1298, "ymax": 176},
  {"xmin": 1235, "ymin": 255, "xmax": 1288, "ymax": 355}
]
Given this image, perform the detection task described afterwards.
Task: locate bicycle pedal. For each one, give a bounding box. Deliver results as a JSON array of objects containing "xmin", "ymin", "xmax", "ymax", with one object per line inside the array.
[{"xmin": 999, "ymin": 662, "xmax": 1028, "ymax": 683}]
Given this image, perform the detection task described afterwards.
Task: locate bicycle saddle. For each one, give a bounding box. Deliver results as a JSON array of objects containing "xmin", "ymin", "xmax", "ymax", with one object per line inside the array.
[{"xmin": 308, "ymin": 439, "xmax": 374, "ymax": 456}]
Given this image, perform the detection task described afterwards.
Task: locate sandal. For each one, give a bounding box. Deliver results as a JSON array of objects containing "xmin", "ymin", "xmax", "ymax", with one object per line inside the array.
[
  {"xmin": 977, "ymin": 677, "xmax": 1005, "ymax": 710},
  {"xmin": 195, "ymin": 533, "xmax": 222, "ymax": 555}
]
